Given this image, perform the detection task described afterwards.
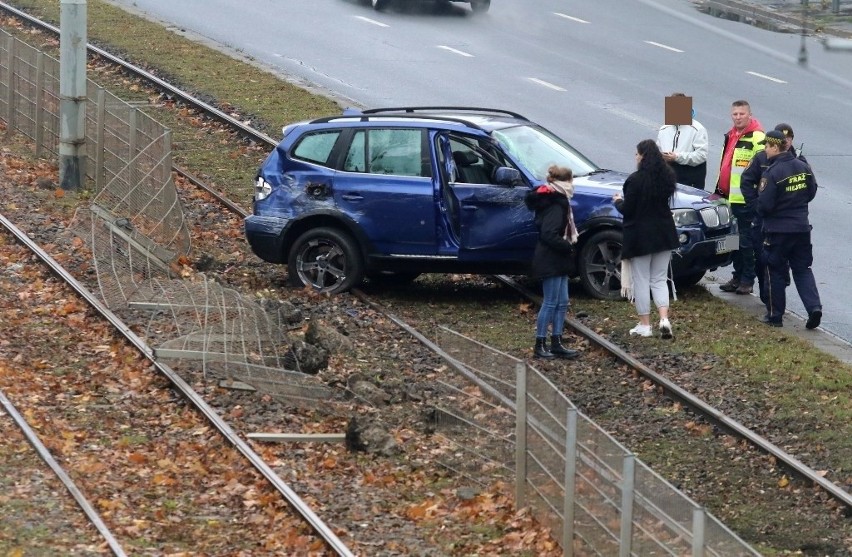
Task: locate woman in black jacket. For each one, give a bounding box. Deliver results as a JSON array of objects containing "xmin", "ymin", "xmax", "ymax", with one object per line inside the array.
[
  {"xmin": 524, "ymin": 165, "xmax": 580, "ymax": 359},
  {"xmin": 613, "ymin": 139, "xmax": 679, "ymax": 339}
]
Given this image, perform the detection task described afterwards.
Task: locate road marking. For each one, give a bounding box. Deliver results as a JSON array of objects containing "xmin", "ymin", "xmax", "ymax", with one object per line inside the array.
[
  {"xmin": 644, "ymin": 41, "xmax": 684, "ymax": 53},
  {"xmin": 746, "ymin": 71, "xmax": 787, "ymax": 83},
  {"xmin": 354, "ymin": 15, "xmax": 389, "ymax": 28},
  {"xmin": 553, "ymin": 13, "xmax": 590, "ymax": 24},
  {"xmin": 437, "ymin": 45, "xmax": 474, "ymax": 58},
  {"xmin": 585, "ymin": 101, "xmax": 659, "ymax": 130},
  {"xmin": 527, "ymin": 78, "xmax": 566, "ymax": 92}
]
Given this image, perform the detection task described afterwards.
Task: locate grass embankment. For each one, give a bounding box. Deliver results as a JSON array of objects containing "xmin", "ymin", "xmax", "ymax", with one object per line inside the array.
[{"xmin": 3, "ymin": 0, "xmax": 851, "ymax": 490}]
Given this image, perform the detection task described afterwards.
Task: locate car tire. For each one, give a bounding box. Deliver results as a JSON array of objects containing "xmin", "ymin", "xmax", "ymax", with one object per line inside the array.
[
  {"xmin": 578, "ymin": 229, "xmax": 623, "ymax": 301},
  {"xmin": 288, "ymin": 227, "xmax": 364, "ymax": 294},
  {"xmin": 674, "ymin": 270, "xmax": 705, "ymax": 289},
  {"xmin": 470, "ymin": 0, "xmax": 490, "ymax": 13},
  {"xmin": 372, "ymin": 0, "xmax": 390, "ymax": 10}
]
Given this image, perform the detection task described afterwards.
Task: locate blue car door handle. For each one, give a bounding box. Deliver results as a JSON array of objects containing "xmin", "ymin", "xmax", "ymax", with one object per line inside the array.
[
  {"xmin": 461, "ymin": 204, "xmax": 477, "ymax": 211},
  {"xmin": 341, "ymin": 193, "xmax": 364, "ymax": 201}
]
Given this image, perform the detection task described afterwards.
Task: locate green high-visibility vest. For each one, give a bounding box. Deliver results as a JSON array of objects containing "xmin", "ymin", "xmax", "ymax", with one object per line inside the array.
[{"xmin": 728, "ymin": 131, "xmax": 765, "ymax": 204}]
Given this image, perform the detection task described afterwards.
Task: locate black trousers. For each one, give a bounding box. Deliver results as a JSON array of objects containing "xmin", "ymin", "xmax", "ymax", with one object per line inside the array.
[{"xmin": 763, "ymin": 231, "xmax": 821, "ymax": 321}]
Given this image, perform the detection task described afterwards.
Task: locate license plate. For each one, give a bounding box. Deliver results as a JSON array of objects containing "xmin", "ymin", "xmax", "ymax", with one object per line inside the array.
[{"xmin": 715, "ymin": 234, "xmax": 738, "ymax": 254}]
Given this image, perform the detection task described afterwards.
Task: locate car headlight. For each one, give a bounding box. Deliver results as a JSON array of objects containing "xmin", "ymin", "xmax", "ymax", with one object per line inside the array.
[
  {"xmin": 671, "ymin": 208, "xmax": 700, "ymax": 227},
  {"xmin": 255, "ymin": 176, "xmax": 272, "ymax": 201}
]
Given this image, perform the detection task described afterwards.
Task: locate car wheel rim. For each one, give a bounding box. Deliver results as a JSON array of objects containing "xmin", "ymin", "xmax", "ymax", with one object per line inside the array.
[
  {"xmin": 296, "ymin": 239, "xmax": 347, "ymax": 292},
  {"xmin": 585, "ymin": 240, "xmax": 622, "ymax": 298}
]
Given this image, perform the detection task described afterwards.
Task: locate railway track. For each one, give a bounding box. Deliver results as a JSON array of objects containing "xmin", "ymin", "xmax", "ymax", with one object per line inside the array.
[
  {"xmin": 0, "ymin": 2, "xmax": 850, "ymax": 554},
  {"xmin": 0, "ymin": 215, "xmax": 351, "ymax": 555}
]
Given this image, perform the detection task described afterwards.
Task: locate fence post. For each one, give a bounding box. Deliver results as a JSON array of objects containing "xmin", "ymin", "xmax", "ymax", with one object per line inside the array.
[
  {"xmin": 563, "ymin": 408, "xmax": 577, "ymax": 557},
  {"xmin": 128, "ymin": 107, "xmax": 137, "ymax": 189},
  {"xmin": 95, "ymin": 87, "xmax": 105, "ymax": 192},
  {"xmin": 618, "ymin": 454, "xmax": 635, "ymax": 557},
  {"xmin": 163, "ymin": 128, "xmax": 172, "ymax": 185},
  {"xmin": 5, "ymin": 36, "xmax": 15, "ymax": 136},
  {"xmin": 514, "ymin": 361, "xmax": 527, "ymax": 509},
  {"xmin": 692, "ymin": 507, "xmax": 706, "ymax": 557},
  {"xmin": 34, "ymin": 52, "xmax": 46, "ymax": 157}
]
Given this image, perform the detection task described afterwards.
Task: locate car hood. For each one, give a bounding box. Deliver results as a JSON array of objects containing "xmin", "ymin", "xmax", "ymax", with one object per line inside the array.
[{"xmin": 572, "ymin": 169, "xmax": 721, "ymax": 209}]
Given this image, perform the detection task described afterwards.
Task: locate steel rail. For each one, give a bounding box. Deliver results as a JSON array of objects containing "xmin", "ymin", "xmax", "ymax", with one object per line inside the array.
[
  {"xmin": 0, "ymin": 213, "xmax": 355, "ymax": 557},
  {"xmin": 493, "ymin": 274, "xmax": 852, "ymax": 510},
  {"xmin": 0, "ymin": 389, "xmax": 128, "ymax": 556}
]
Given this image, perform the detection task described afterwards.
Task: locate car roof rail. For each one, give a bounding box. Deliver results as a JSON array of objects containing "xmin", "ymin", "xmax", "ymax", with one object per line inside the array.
[
  {"xmin": 361, "ymin": 106, "xmax": 530, "ymax": 121},
  {"xmin": 309, "ymin": 112, "xmax": 492, "ymax": 132}
]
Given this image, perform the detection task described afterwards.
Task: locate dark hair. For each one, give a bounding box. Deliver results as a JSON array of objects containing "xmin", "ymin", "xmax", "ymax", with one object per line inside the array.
[{"xmin": 636, "ymin": 139, "xmax": 677, "ymax": 199}]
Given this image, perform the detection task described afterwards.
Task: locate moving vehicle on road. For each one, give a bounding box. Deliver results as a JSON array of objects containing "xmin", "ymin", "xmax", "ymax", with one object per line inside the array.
[
  {"xmin": 245, "ymin": 106, "xmax": 736, "ymax": 299},
  {"xmin": 367, "ymin": 0, "xmax": 490, "ymax": 13}
]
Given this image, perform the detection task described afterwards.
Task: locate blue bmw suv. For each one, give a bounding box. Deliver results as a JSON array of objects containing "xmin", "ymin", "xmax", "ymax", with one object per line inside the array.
[{"xmin": 245, "ymin": 107, "xmax": 736, "ymax": 299}]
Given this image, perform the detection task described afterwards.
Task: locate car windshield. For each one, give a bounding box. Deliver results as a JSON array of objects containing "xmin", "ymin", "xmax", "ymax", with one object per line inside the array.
[{"xmin": 492, "ymin": 124, "xmax": 599, "ymax": 180}]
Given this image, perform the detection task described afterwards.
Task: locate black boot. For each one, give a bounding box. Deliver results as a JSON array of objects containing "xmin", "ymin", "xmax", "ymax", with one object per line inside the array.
[
  {"xmin": 550, "ymin": 335, "xmax": 580, "ymax": 360},
  {"xmin": 534, "ymin": 337, "xmax": 554, "ymax": 359}
]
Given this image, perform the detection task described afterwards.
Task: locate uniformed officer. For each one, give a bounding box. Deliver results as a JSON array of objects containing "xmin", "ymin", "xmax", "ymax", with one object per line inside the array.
[
  {"xmin": 756, "ymin": 130, "xmax": 822, "ymax": 329},
  {"xmin": 741, "ymin": 123, "xmax": 801, "ymax": 308}
]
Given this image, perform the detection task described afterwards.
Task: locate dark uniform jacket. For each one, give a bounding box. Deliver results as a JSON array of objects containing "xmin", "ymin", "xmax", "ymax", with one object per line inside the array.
[
  {"xmin": 524, "ymin": 188, "xmax": 575, "ymax": 280},
  {"xmin": 614, "ymin": 170, "xmax": 679, "ymax": 259},
  {"xmin": 757, "ymin": 151, "xmax": 817, "ymax": 234},
  {"xmin": 741, "ymin": 150, "xmax": 769, "ymax": 211}
]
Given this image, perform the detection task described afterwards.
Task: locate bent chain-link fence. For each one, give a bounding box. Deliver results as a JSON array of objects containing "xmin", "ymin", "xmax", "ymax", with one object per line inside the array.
[
  {"xmin": 0, "ymin": 28, "xmax": 335, "ymax": 406},
  {"xmin": 433, "ymin": 326, "xmax": 760, "ymax": 557}
]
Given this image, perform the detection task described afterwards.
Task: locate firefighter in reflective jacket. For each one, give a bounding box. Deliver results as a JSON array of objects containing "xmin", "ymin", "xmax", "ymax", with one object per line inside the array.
[{"xmin": 756, "ymin": 130, "xmax": 822, "ymax": 329}]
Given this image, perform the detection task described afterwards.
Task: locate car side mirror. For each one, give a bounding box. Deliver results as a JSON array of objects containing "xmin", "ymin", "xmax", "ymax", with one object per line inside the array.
[{"xmin": 493, "ymin": 167, "xmax": 522, "ymax": 187}]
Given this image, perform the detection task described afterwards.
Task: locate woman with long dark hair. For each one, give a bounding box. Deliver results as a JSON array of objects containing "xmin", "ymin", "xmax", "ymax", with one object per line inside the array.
[
  {"xmin": 613, "ymin": 139, "xmax": 679, "ymax": 339},
  {"xmin": 524, "ymin": 165, "xmax": 581, "ymax": 359}
]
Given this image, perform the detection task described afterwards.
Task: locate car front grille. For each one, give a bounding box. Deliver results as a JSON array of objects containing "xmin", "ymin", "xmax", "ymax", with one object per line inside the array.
[{"xmin": 699, "ymin": 205, "xmax": 731, "ymax": 229}]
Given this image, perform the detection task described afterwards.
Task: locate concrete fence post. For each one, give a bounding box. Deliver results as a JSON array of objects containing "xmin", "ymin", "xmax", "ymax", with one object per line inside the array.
[
  {"xmin": 562, "ymin": 408, "xmax": 577, "ymax": 557},
  {"xmin": 514, "ymin": 361, "xmax": 527, "ymax": 509},
  {"xmin": 5, "ymin": 36, "xmax": 16, "ymax": 135},
  {"xmin": 618, "ymin": 454, "xmax": 635, "ymax": 557},
  {"xmin": 692, "ymin": 507, "xmax": 706, "ymax": 557},
  {"xmin": 95, "ymin": 87, "xmax": 105, "ymax": 192}
]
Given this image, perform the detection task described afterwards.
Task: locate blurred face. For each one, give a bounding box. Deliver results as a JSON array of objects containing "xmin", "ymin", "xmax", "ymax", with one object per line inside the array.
[
  {"xmin": 730, "ymin": 104, "xmax": 752, "ymax": 131},
  {"xmin": 783, "ymin": 135, "xmax": 794, "ymax": 148}
]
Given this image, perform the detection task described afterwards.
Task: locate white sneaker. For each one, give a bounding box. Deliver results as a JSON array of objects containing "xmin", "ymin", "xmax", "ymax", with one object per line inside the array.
[
  {"xmin": 629, "ymin": 323, "xmax": 653, "ymax": 337},
  {"xmin": 659, "ymin": 318, "xmax": 673, "ymax": 339}
]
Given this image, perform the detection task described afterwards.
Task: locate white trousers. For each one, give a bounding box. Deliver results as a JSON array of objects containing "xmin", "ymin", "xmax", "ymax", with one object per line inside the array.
[{"xmin": 630, "ymin": 250, "xmax": 672, "ymax": 316}]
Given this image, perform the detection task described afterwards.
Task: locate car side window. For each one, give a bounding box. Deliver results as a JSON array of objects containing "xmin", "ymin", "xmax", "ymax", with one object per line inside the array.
[
  {"xmin": 448, "ymin": 136, "xmax": 498, "ymax": 185},
  {"xmin": 292, "ymin": 131, "xmax": 341, "ymax": 166},
  {"xmin": 343, "ymin": 131, "xmax": 367, "ymax": 172},
  {"xmin": 355, "ymin": 128, "xmax": 424, "ymax": 177}
]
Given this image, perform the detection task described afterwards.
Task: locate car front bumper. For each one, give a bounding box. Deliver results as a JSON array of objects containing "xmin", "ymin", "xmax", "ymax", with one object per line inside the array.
[{"xmin": 244, "ymin": 215, "xmax": 289, "ymax": 264}]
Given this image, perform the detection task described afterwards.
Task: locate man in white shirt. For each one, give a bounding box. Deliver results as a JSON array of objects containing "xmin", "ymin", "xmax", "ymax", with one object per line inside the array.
[{"xmin": 656, "ymin": 93, "xmax": 709, "ymax": 190}]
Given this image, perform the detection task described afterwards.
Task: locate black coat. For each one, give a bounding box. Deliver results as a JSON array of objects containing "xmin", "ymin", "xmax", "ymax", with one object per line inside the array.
[
  {"xmin": 524, "ymin": 188, "xmax": 574, "ymax": 280},
  {"xmin": 614, "ymin": 170, "xmax": 679, "ymax": 259},
  {"xmin": 757, "ymin": 151, "xmax": 817, "ymax": 234}
]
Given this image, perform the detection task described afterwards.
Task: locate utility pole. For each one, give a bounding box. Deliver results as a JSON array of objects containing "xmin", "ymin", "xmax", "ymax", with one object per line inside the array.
[
  {"xmin": 59, "ymin": 0, "xmax": 87, "ymax": 190},
  {"xmin": 798, "ymin": 0, "xmax": 809, "ymax": 66}
]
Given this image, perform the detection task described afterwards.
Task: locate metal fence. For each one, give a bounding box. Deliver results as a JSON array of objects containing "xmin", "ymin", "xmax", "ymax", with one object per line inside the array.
[
  {"xmin": 0, "ymin": 28, "xmax": 339, "ymax": 407},
  {"xmin": 433, "ymin": 326, "xmax": 760, "ymax": 557}
]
